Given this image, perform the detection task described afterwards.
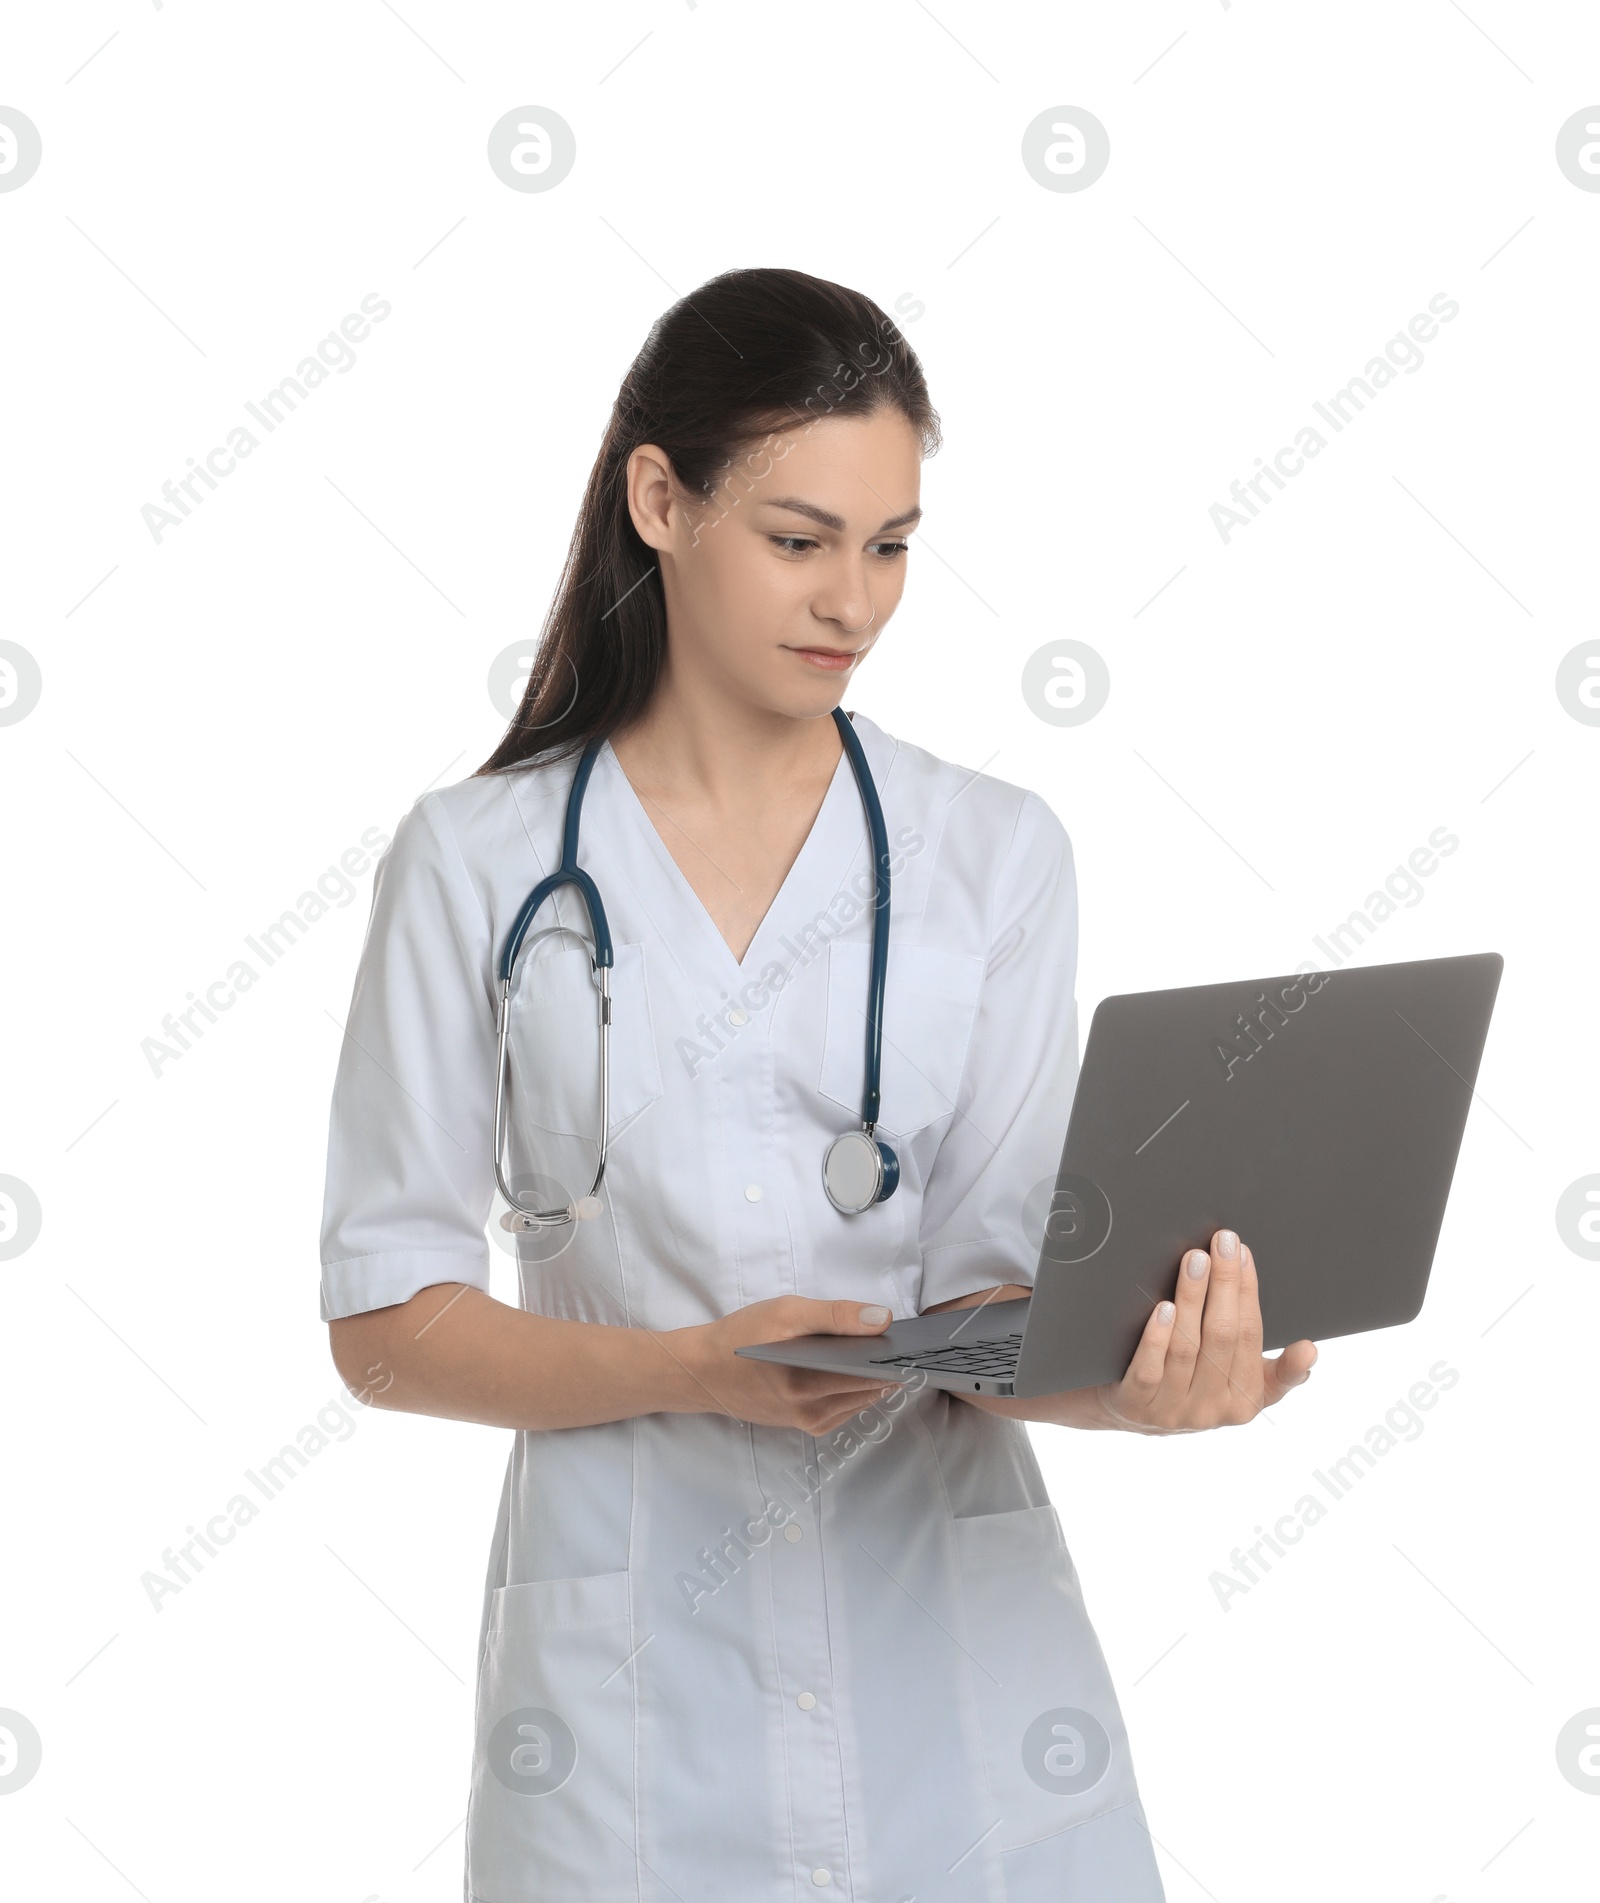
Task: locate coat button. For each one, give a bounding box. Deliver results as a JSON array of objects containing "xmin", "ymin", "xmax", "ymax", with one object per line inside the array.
[
  {"xmin": 811, "ymin": 1872, "xmax": 831, "ymax": 1887},
  {"xmin": 745, "ymin": 1184, "xmax": 763, "ymax": 1202},
  {"xmin": 728, "ymin": 1007, "xmax": 749, "ymax": 1026},
  {"xmin": 797, "ymin": 1692, "xmax": 817, "ymax": 1710},
  {"xmin": 783, "ymin": 1523, "xmax": 803, "ymax": 1542}
]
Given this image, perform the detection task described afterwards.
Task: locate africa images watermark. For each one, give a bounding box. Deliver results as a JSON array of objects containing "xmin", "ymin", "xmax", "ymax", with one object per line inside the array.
[
  {"xmin": 674, "ymin": 825, "xmax": 927, "ymax": 1081},
  {"xmin": 1211, "ymin": 823, "xmax": 1459, "ymax": 1079},
  {"xmin": 1209, "ymin": 1358, "xmax": 1460, "ymax": 1611},
  {"xmin": 140, "ymin": 292, "xmax": 391, "ymax": 544},
  {"xmin": 675, "ymin": 1370, "xmax": 929, "ymax": 1615},
  {"xmin": 1208, "ymin": 968, "xmax": 1333, "ymax": 1082},
  {"xmin": 1305, "ymin": 824, "xmax": 1458, "ymax": 965},
  {"xmin": 141, "ymin": 826, "xmax": 390, "ymax": 1077},
  {"xmin": 140, "ymin": 1367, "xmax": 393, "ymax": 1613},
  {"xmin": 688, "ymin": 312, "xmax": 919, "ymax": 547},
  {"xmin": 1209, "ymin": 292, "xmax": 1460, "ymax": 545}
]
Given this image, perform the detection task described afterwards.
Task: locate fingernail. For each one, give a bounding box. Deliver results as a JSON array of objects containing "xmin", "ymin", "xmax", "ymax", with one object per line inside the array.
[
  {"xmin": 1217, "ymin": 1230, "xmax": 1239, "ymax": 1259},
  {"xmin": 1157, "ymin": 1300, "xmax": 1175, "ymax": 1323},
  {"xmin": 859, "ymin": 1304, "xmax": 890, "ymax": 1325},
  {"xmin": 1185, "ymin": 1250, "xmax": 1208, "ymax": 1279}
]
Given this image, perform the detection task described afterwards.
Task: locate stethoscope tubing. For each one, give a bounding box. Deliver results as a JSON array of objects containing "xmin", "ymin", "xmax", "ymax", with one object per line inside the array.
[
  {"xmin": 498, "ymin": 743, "xmax": 615, "ymax": 983},
  {"xmin": 495, "ymin": 707, "xmax": 889, "ymax": 1228},
  {"xmin": 830, "ymin": 707, "xmax": 891, "ymax": 1135}
]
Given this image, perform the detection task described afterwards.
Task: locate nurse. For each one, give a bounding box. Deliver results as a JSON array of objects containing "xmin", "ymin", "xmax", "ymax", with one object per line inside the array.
[{"xmin": 321, "ymin": 266, "xmax": 1317, "ymax": 1901}]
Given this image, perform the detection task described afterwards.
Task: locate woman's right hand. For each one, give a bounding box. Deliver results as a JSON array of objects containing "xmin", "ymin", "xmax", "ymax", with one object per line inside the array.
[{"xmin": 663, "ymin": 1296, "xmax": 901, "ymax": 1434}]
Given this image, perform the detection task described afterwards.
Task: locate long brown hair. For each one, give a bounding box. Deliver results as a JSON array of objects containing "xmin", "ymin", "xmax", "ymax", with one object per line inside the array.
[{"xmin": 475, "ymin": 267, "xmax": 941, "ymax": 775}]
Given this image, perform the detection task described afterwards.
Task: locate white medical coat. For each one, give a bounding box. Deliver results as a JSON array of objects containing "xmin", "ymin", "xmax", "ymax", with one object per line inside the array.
[{"xmin": 320, "ymin": 714, "xmax": 1165, "ymax": 1902}]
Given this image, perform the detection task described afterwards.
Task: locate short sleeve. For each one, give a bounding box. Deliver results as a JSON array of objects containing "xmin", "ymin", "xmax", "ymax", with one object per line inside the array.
[
  {"xmin": 318, "ymin": 793, "xmax": 499, "ymax": 1321},
  {"xmin": 916, "ymin": 792, "xmax": 1079, "ymax": 1310}
]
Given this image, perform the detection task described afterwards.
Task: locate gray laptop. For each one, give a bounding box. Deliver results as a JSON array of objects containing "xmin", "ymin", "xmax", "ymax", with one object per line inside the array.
[{"xmin": 738, "ymin": 952, "xmax": 1503, "ymax": 1399}]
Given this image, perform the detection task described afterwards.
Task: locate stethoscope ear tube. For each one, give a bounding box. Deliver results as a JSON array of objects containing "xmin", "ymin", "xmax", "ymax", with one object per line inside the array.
[
  {"xmin": 494, "ymin": 740, "xmax": 615, "ymax": 1229},
  {"xmin": 495, "ymin": 956, "xmax": 612, "ymax": 1229}
]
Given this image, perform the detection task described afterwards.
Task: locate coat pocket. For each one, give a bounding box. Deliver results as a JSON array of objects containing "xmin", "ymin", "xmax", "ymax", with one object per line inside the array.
[
  {"xmin": 950, "ymin": 1504, "xmax": 1144, "ymax": 1857},
  {"xmin": 818, "ymin": 939, "xmax": 984, "ymax": 1138},
  {"xmin": 465, "ymin": 1570, "xmax": 639, "ymax": 1902},
  {"xmin": 506, "ymin": 938, "xmax": 664, "ymax": 1140}
]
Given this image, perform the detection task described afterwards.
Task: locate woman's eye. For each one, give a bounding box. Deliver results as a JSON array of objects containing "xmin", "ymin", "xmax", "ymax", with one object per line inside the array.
[{"xmin": 767, "ymin": 536, "xmax": 909, "ymax": 559}]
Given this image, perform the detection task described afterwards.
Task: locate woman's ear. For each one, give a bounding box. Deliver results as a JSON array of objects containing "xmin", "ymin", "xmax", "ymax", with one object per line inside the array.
[{"xmin": 626, "ymin": 443, "xmax": 685, "ymax": 554}]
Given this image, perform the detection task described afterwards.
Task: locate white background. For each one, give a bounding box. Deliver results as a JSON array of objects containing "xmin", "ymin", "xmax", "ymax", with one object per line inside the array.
[{"xmin": 3, "ymin": 4, "xmax": 1597, "ymax": 1900}]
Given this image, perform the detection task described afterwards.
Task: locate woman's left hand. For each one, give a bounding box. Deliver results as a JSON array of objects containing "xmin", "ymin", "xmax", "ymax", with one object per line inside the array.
[
  {"xmin": 1090, "ymin": 1227, "xmax": 1317, "ymax": 1435},
  {"xmin": 943, "ymin": 1227, "xmax": 1318, "ymax": 1433}
]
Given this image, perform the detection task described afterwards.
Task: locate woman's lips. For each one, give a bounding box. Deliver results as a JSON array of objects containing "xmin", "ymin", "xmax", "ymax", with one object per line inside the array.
[{"xmin": 788, "ymin": 646, "xmax": 858, "ymax": 671}]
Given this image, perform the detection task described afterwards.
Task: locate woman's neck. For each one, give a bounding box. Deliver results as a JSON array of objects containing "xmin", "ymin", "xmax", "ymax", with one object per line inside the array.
[
  {"xmin": 607, "ymin": 667, "xmax": 849, "ymax": 963},
  {"xmin": 610, "ymin": 667, "xmax": 843, "ymax": 813}
]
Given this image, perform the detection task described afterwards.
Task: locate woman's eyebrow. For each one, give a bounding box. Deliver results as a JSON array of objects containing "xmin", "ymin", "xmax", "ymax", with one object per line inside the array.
[{"xmin": 762, "ymin": 496, "xmax": 923, "ymax": 533}]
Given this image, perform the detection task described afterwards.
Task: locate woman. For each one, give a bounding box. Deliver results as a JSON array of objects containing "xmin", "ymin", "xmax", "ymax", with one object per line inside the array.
[{"xmin": 320, "ymin": 267, "xmax": 1317, "ymax": 1901}]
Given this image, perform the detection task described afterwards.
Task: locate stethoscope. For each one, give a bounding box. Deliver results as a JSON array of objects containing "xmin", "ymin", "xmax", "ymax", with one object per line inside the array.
[{"xmin": 494, "ymin": 705, "xmax": 899, "ymax": 1230}]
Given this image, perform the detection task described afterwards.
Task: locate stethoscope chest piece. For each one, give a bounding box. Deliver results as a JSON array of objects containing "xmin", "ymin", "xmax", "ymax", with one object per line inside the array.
[{"xmin": 822, "ymin": 1128, "xmax": 900, "ymax": 1216}]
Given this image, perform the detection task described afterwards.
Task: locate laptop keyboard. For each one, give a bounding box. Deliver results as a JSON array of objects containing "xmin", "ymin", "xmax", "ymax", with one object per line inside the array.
[{"xmin": 867, "ymin": 1333, "xmax": 1023, "ymax": 1377}]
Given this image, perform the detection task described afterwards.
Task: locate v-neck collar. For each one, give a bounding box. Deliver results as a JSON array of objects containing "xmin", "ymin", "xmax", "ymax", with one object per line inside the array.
[{"xmin": 593, "ymin": 721, "xmax": 879, "ymax": 978}]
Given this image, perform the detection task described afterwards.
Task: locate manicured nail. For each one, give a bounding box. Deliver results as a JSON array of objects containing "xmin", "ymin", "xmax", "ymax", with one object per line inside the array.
[
  {"xmin": 1185, "ymin": 1250, "xmax": 1208, "ymax": 1279},
  {"xmin": 1217, "ymin": 1230, "xmax": 1239, "ymax": 1259},
  {"xmin": 1157, "ymin": 1300, "xmax": 1175, "ymax": 1323},
  {"xmin": 859, "ymin": 1304, "xmax": 890, "ymax": 1325}
]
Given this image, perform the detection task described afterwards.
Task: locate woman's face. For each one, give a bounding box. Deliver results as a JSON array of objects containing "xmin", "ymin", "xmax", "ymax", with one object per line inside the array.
[{"xmin": 627, "ymin": 405, "xmax": 923, "ymax": 722}]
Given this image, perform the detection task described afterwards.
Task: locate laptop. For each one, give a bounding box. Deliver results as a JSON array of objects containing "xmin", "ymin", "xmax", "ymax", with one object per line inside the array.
[{"xmin": 737, "ymin": 952, "xmax": 1503, "ymax": 1399}]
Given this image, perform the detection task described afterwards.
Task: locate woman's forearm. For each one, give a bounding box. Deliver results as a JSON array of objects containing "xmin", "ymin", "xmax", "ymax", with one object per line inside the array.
[{"xmin": 328, "ymin": 1283, "xmax": 711, "ymax": 1431}]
